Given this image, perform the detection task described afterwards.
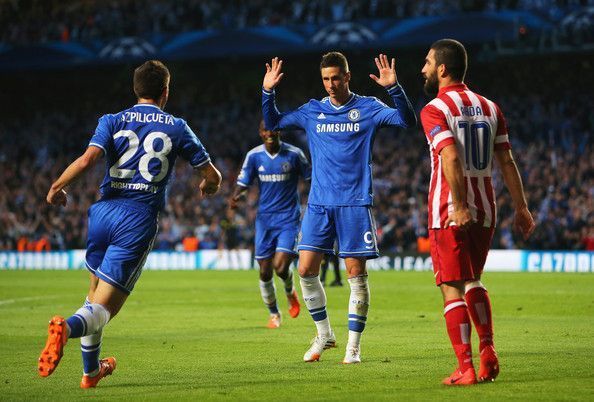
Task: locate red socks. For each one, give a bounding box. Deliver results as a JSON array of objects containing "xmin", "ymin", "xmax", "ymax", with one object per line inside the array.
[
  {"xmin": 444, "ymin": 298, "xmax": 473, "ymax": 372},
  {"xmin": 465, "ymin": 286, "xmax": 494, "ymax": 351}
]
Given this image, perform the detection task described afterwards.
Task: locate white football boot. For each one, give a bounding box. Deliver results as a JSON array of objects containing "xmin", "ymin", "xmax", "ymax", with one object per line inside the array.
[
  {"xmin": 303, "ymin": 331, "xmax": 336, "ymax": 362},
  {"xmin": 342, "ymin": 343, "xmax": 361, "ymax": 364}
]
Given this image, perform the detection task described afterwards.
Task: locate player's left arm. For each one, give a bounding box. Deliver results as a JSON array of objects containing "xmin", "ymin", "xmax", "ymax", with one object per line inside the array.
[
  {"xmin": 492, "ymin": 105, "xmax": 535, "ymax": 239},
  {"xmin": 196, "ymin": 162, "xmax": 222, "ymax": 197},
  {"xmin": 47, "ymin": 145, "xmax": 104, "ymax": 206},
  {"xmin": 369, "ymin": 54, "xmax": 416, "ymax": 128}
]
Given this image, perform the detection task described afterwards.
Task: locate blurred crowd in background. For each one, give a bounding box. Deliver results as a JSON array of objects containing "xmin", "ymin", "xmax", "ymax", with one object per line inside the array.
[
  {"xmin": 1, "ymin": 47, "xmax": 591, "ymax": 253},
  {"xmin": 2, "ymin": 0, "xmax": 590, "ymax": 45}
]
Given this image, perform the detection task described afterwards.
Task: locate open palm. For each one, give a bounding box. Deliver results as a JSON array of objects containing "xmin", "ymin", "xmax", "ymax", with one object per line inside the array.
[
  {"xmin": 369, "ymin": 54, "xmax": 398, "ymax": 88},
  {"xmin": 263, "ymin": 57, "xmax": 284, "ymax": 91}
]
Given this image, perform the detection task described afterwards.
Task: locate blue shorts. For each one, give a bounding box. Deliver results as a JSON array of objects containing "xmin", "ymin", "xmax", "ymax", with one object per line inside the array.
[
  {"xmin": 86, "ymin": 199, "xmax": 159, "ymax": 295},
  {"xmin": 255, "ymin": 210, "xmax": 300, "ymax": 260},
  {"xmin": 298, "ymin": 204, "xmax": 379, "ymax": 259}
]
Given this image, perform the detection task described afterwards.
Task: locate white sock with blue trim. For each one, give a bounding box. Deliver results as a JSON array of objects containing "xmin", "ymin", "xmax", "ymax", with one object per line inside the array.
[
  {"xmin": 347, "ymin": 275, "xmax": 370, "ymax": 347},
  {"xmin": 66, "ymin": 302, "xmax": 111, "ymax": 338},
  {"xmin": 300, "ymin": 275, "xmax": 332, "ymax": 337},
  {"xmin": 259, "ymin": 279, "xmax": 279, "ymax": 314}
]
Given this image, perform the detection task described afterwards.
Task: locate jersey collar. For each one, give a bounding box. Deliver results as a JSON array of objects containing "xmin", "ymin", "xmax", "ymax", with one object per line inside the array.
[
  {"xmin": 265, "ymin": 141, "xmax": 283, "ymax": 159},
  {"xmin": 438, "ymin": 83, "xmax": 468, "ymax": 97},
  {"xmin": 134, "ymin": 103, "xmax": 162, "ymax": 110},
  {"xmin": 328, "ymin": 92, "xmax": 356, "ymax": 110}
]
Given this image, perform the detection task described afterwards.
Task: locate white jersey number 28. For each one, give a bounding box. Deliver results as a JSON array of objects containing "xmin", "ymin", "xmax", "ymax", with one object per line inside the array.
[{"xmin": 109, "ymin": 130, "xmax": 172, "ymax": 182}]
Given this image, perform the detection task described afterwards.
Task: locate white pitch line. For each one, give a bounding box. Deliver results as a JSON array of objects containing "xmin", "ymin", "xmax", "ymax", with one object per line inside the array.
[{"xmin": 0, "ymin": 295, "xmax": 60, "ymax": 306}]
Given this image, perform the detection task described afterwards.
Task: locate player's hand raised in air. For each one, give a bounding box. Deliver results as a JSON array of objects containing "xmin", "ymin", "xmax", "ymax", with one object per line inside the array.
[
  {"xmin": 47, "ymin": 188, "xmax": 68, "ymax": 207},
  {"xmin": 263, "ymin": 57, "xmax": 284, "ymax": 92},
  {"xmin": 369, "ymin": 54, "xmax": 398, "ymax": 88},
  {"xmin": 513, "ymin": 206, "xmax": 535, "ymax": 240}
]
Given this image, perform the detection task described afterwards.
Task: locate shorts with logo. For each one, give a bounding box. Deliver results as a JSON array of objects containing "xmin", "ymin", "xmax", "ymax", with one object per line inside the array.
[
  {"xmin": 86, "ymin": 199, "xmax": 159, "ymax": 295},
  {"xmin": 429, "ymin": 223, "xmax": 494, "ymax": 286},
  {"xmin": 298, "ymin": 204, "xmax": 379, "ymax": 259},
  {"xmin": 255, "ymin": 210, "xmax": 300, "ymax": 260}
]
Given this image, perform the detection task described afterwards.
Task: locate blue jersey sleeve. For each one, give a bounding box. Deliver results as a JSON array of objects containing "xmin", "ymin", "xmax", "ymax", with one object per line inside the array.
[
  {"xmin": 88, "ymin": 115, "xmax": 113, "ymax": 155},
  {"xmin": 296, "ymin": 149, "xmax": 311, "ymax": 180},
  {"xmin": 179, "ymin": 123, "xmax": 211, "ymax": 168},
  {"xmin": 371, "ymin": 85, "xmax": 417, "ymax": 128},
  {"xmin": 237, "ymin": 152, "xmax": 256, "ymax": 187},
  {"xmin": 262, "ymin": 88, "xmax": 308, "ymax": 131}
]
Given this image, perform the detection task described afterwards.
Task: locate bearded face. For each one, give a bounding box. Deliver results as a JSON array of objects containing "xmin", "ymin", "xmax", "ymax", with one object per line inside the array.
[
  {"xmin": 421, "ymin": 49, "xmax": 439, "ymax": 97},
  {"xmin": 423, "ymin": 68, "xmax": 439, "ymax": 96}
]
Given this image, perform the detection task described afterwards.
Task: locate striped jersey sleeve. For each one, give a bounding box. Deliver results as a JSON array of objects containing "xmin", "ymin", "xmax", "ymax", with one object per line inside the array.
[
  {"xmin": 493, "ymin": 103, "xmax": 511, "ymax": 151},
  {"xmin": 420, "ymin": 103, "xmax": 455, "ymax": 153}
]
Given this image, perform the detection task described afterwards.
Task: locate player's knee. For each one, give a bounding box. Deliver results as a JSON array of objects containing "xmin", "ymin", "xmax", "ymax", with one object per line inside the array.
[{"xmin": 464, "ymin": 280, "xmax": 486, "ymax": 293}]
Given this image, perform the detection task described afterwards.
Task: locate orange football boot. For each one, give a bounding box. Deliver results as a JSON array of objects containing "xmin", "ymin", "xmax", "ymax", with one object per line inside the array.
[
  {"xmin": 267, "ymin": 313, "xmax": 281, "ymax": 329},
  {"xmin": 38, "ymin": 316, "xmax": 68, "ymax": 377},
  {"xmin": 80, "ymin": 357, "xmax": 117, "ymax": 389},
  {"xmin": 442, "ymin": 367, "xmax": 478, "ymax": 386},
  {"xmin": 478, "ymin": 345, "xmax": 500, "ymax": 382},
  {"xmin": 287, "ymin": 290, "xmax": 301, "ymax": 318}
]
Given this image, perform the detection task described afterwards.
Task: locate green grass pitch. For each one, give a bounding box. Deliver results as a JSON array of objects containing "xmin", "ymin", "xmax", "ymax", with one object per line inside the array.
[{"xmin": 1, "ymin": 270, "xmax": 593, "ymax": 401}]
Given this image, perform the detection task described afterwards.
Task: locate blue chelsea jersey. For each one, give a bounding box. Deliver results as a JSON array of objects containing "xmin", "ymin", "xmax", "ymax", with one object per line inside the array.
[
  {"xmin": 237, "ymin": 142, "xmax": 311, "ymax": 215},
  {"xmin": 262, "ymin": 85, "xmax": 416, "ymax": 206},
  {"xmin": 89, "ymin": 103, "xmax": 210, "ymax": 212}
]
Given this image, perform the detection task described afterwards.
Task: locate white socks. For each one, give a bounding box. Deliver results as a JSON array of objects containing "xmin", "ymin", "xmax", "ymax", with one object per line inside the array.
[
  {"xmin": 259, "ymin": 279, "xmax": 279, "ymax": 314},
  {"xmin": 300, "ymin": 275, "xmax": 332, "ymax": 337},
  {"xmin": 67, "ymin": 303, "xmax": 111, "ymax": 338},
  {"xmin": 347, "ymin": 275, "xmax": 370, "ymax": 346}
]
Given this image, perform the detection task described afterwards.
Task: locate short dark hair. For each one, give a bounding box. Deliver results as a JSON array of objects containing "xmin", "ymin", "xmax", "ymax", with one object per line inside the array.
[
  {"xmin": 430, "ymin": 39, "xmax": 467, "ymax": 81},
  {"xmin": 133, "ymin": 60, "xmax": 170, "ymax": 100},
  {"xmin": 320, "ymin": 52, "xmax": 349, "ymax": 74}
]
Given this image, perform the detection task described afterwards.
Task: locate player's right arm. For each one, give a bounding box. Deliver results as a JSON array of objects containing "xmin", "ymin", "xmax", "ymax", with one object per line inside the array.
[
  {"xmin": 440, "ymin": 144, "xmax": 472, "ymax": 229},
  {"xmin": 262, "ymin": 57, "xmax": 307, "ymax": 131},
  {"xmin": 229, "ymin": 151, "xmax": 255, "ymax": 209},
  {"xmin": 420, "ymin": 105, "xmax": 472, "ymax": 229},
  {"xmin": 47, "ymin": 145, "xmax": 103, "ymax": 206}
]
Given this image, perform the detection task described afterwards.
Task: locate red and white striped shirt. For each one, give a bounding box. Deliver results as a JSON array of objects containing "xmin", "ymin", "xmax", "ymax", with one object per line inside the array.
[{"xmin": 420, "ymin": 83, "xmax": 511, "ymax": 229}]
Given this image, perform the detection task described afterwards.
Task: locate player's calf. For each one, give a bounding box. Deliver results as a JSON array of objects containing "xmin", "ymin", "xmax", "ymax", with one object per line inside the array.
[{"xmin": 344, "ymin": 275, "xmax": 369, "ymax": 363}]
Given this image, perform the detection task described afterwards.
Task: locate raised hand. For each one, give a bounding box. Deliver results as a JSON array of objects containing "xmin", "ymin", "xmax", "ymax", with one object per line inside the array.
[
  {"xmin": 263, "ymin": 57, "xmax": 284, "ymax": 91},
  {"xmin": 513, "ymin": 206, "xmax": 535, "ymax": 240},
  {"xmin": 369, "ymin": 54, "xmax": 398, "ymax": 88}
]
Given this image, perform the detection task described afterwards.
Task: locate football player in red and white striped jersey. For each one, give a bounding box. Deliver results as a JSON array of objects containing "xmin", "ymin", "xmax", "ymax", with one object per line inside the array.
[{"xmin": 420, "ymin": 39, "xmax": 535, "ymax": 386}]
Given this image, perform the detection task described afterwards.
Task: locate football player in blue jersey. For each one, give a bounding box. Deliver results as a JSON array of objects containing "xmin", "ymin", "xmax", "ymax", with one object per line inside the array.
[
  {"xmin": 262, "ymin": 52, "xmax": 416, "ymax": 363},
  {"xmin": 230, "ymin": 120, "xmax": 311, "ymax": 328},
  {"xmin": 38, "ymin": 60, "xmax": 222, "ymax": 388}
]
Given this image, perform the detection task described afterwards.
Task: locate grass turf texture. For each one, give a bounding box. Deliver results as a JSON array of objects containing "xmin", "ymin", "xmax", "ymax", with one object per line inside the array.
[{"xmin": 1, "ymin": 270, "xmax": 593, "ymax": 401}]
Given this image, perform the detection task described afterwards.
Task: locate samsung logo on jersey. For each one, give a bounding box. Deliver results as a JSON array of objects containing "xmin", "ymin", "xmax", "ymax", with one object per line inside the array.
[
  {"xmin": 259, "ymin": 173, "xmax": 290, "ymax": 182},
  {"xmin": 460, "ymin": 106, "xmax": 483, "ymax": 117},
  {"xmin": 316, "ymin": 123, "xmax": 360, "ymax": 133},
  {"xmin": 122, "ymin": 112, "xmax": 174, "ymax": 125}
]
